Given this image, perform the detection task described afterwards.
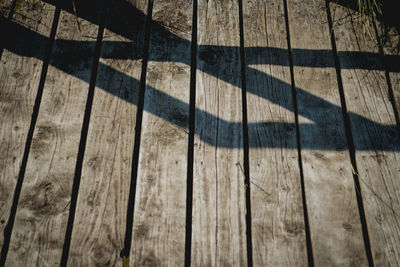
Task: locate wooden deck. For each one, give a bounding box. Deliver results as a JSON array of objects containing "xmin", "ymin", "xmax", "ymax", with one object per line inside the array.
[{"xmin": 1, "ymin": 0, "xmax": 400, "ymax": 266}]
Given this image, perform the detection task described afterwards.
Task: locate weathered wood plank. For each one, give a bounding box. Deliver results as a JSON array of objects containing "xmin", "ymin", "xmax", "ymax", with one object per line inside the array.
[
  {"xmin": 287, "ymin": 0, "xmax": 368, "ymax": 265},
  {"xmin": 67, "ymin": 0, "xmax": 148, "ymax": 266},
  {"xmin": 0, "ymin": 0, "xmax": 55, "ymax": 251},
  {"xmin": 389, "ymin": 69, "xmax": 400, "ymax": 123},
  {"xmin": 383, "ymin": 30, "xmax": 400, "ymax": 126},
  {"xmin": 4, "ymin": 1, "xmax": 103, "ymax": 265},
  {"xmin": 192, "ymin": 0, "xmax": 247, "ymax": 265},
  {"xmin": 129, "ymin": 0, "xmax": 191, "ymax": 266},
  {"xmin": 331, "ymin": 3, "xmax": 400, "ymax": 265},
  {"xmin": 242, "ymin": 0, "xmax": 307, "ymax": 265}
]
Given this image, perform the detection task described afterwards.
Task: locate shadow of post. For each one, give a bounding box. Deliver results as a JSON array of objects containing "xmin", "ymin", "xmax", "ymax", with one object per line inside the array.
[{"xmin": 1, "ymin": 0, "xmax": 399, "ymax": 150}]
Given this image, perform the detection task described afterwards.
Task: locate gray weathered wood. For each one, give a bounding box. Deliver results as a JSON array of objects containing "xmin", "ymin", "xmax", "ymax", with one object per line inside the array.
[
  {"xmin": 191, "ymin": 0, "xmax": 247, "ymax": 265},
  {"xmin": 383, "ymin": 30, "xmax": 400, "ymax": 125},
  {"xmin": 390, "ymin": 71, "xmax": 400, "ymax": 122},
  {"xmin": 0, "ymin": 0, "xmax": 55, "ymax": 251},
  {"xmin": 67, "ymin": 1, "xmax": 148, "ymax": 266},
  {"xmin": 129, "ymin": 0, "xmax": 191, "ymax": 265},
  {"xmin": 331, "ymin": 3, "xmax": 400, "ymax": 265},
  {"xmin": 4, "ymin": 2, "xmax": 103, "ymax": 265},
  {"xmin": 287, "ymin": 0, "xmax": 368, "ymax": 265},
  {"xmin": 242, "ymin": 0, "xmax": 308, "ymax": 265}
]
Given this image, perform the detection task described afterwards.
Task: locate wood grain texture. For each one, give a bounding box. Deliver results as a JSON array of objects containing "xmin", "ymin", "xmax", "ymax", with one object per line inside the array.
[
  {"xmin": 331, "ymin": 3, "xmax": 400, "ymax": 265},
  {"xmin": 242, "ymin": 0, "xmax": 307, "ymax": 265},
  {"xmin": 67, "ymin": 1, "xmax": 148, "ymax": 266},
  {"xmin": 191, "ymin": 0, "xmax": 247, "ymax": 265},
  {"xmin": 389, "ymin": 71, "xmax": 400, "ymax": 123},
  {"xmin": 4, "ymin": 1, "xmax": 103, "ymax": 265},
  {"xmin": 287, "ymin": 0, "xmax": 368, "ymax": 265},
  {"xmin": 383, "ymin": 30, "xmax": 400, "ymax": 125},
  {"xmin": 129, "ymin": 0, "xmax": 191, "ymax": 266},
  {"xmin": 0, "ymin": 0, "xmax": 55, "ymax": 251}
]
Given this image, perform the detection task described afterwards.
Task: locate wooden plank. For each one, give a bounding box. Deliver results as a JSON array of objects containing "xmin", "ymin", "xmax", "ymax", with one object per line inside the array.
[
  {"xmin": 129, "ymin": 0, "xmax": 191, "ymax": 265},
  {"xmin": 242, "ymin": 0, "xmax": 307, "ymax": 265},
  {"xmin": 287, "ymin": 0, "xmax": 368, "ymax": 265},
  {"xmin": 4, "ymin": 1, "xmax": 103, "ymax": 265},
  {"xmin": 330, "ymin": 3, "xmax": 400, "ymax": 265},
  {"xmin": 0, "ymin": 0, "xmax": 55, "ymax": 250},
  {"xmin": 67, "ymin": 0, "xmax": 148, "ymax": 266},
  {"xmin": 192, "ymin": 0, "xmax": 247, "ymax": 265},
  {"xmin": 383, "ymin": 30, "xmax": 400, "ymax": 125},
  {"xmin": 389, "ymin": 68, "xmax": 400, "ymax": 122},
  {"xmin": 380, "ymin": 18, "xmax": 400, "ymax": 122}
]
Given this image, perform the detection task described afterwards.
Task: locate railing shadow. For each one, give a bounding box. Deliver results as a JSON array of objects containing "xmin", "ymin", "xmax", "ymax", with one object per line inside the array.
[{"xmin": 1, "ymin": 0, "xmax": 399, "ymax": 150}]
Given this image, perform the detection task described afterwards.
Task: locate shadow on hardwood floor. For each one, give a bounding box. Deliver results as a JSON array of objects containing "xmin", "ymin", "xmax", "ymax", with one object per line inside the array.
[{"xmin": 1, "ymin": 0, "xmax": 399, "ymax": 150}]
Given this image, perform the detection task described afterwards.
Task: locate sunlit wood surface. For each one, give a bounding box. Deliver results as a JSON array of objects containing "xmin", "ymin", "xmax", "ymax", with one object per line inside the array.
[{"xmin": 0, "ymin": 0, "xmax": 399, "ymax": 265}]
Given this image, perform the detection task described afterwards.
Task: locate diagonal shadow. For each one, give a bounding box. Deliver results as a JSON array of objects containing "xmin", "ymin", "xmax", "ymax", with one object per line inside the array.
[{"xmin": 1, "ymin": 0, "xmax": 399, "ymax": 150}]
